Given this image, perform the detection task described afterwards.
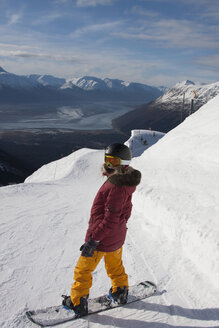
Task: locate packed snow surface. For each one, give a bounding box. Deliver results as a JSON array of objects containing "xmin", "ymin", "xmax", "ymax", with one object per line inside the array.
[
  {"xmin": 125, "ymin": 129, "xmax": 165, "ymax": 157},
  {"xmin": 1, "ymin": 96, "xmax": 219, "ymax": 327}
]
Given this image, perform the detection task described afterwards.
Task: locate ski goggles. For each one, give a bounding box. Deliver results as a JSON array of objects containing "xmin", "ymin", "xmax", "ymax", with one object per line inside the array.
[{"xmin": 105, "ymin": 155, "xmax": 130, "ymax": 167}]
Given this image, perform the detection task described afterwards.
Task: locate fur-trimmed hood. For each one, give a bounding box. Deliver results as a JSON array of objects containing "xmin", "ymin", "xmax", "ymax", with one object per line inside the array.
[{"xmin": 107, "ymin": 166, "xmax": 141, "ymax": 187}]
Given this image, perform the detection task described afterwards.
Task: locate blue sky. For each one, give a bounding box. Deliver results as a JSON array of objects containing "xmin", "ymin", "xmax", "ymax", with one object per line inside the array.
[{"xmin": 0, "ymin": 0, "xmax": 218, "ymax": 87}]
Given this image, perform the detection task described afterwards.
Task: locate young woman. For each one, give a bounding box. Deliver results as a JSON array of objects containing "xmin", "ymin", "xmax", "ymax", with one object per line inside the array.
[{"xmin": 63, "ymin": 143, "xmax": 141, "ymax": 317}]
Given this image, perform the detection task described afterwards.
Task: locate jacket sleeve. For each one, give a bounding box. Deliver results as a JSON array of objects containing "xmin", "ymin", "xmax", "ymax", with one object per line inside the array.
[{"xmin": 91, "ymin": 185, "xmax": 125, "ymax": 241}]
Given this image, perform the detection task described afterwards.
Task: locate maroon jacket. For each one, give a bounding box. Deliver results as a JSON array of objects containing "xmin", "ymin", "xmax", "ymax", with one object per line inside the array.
[{"xmin": 85, "ymin": 167, "xmax": 141, "ymax": 252}]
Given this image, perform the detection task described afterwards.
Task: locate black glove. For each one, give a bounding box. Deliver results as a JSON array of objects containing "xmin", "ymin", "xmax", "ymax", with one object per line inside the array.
[{"xmin": 80, "ymin": 238, "xmax": 100, "ymax": 257}]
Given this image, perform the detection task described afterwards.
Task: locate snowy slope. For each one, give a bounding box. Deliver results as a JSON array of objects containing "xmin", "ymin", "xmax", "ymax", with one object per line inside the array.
[
  {"xmin": 125, "ymin": 129, "xmax": 165, "ymax": 157},
  {"xmin": 155, "ymin": 80, "xmax": 219, "ymax": 109},
  {"xmin": 28, "ymin": 74, "xmax": 66, "ymax": 88},
  {"xmin": 62, "ymin": 76, "xmax": 108, "ymax": 90},
  {"xmin": 0, "ymin": 96, "xmax": 219, "ymax": 327}
]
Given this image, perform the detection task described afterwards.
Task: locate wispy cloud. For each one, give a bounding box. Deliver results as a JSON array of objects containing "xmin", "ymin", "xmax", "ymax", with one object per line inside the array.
[
  {"xmin": 76, "ymin": 0, "xmax": 116, "ymax": 7},
  {"xmin": 113, "ymin": 18, "xmax": 219, "ymax": 49},
  {"xmin": 32, "ymin": 13, "xmax": 63, "ymax": 26},
  {"xmin": 0, "ymin": 0, "xmax": 218, "ymax": 86},
  {"xmin": 1, "ymin": 41, "xmax": 217, "ymax": 86},
  {"xmin": 140, "ymin": 0, "xmax": 218, "ymax": 4},
  {"xmin": 198, "ymin": 7, "xmax": 219, "ymax": 23},
  {"xmin": 7, "ymin": 12, "xmax": 22, "ymax": 25},
  {"xmin": 0, "ymin": 41, "xmax": 170, "ymax": 84},
  {"xmin": 130, "ymin": 6, "xmax": 160, "ymax": 18},
  {"xmin": 0, "ymin": 47, "xmax": 82, "ymax": 64},
  {"xmin": 141, "ymin": 0, "xmax": 219, "ymax": 23},
  {"xmin": 70, "ymin": 20, "xmax": 122, "ymax": 38},
  {"xmin": 196, "ymin": 54, "xmax": 219, "ymax": 71},
  {"xmin": 55, "ymin": 0, "xmax": 69, "ymax": 3}
]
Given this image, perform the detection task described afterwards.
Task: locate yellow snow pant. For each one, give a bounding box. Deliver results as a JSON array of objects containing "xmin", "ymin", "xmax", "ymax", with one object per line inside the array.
[{"xmin": 71, "ymin": 247, "xmax": 128, "ymax": 306}]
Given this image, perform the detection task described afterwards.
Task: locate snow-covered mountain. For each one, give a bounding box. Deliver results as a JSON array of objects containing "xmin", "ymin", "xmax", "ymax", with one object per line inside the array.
[
  {"xmin": 0, "ymin": 66, "xmax": 39, "ymax": 89},
  {"xmin": 155, "ymin": 79, "xmax": 219, "ymax": 109},
  {"xmin": 158, "ymin": 85, "xmax": 169, "ymax": 93},
  {"xmin": 0, "ymin": 67, "xmax": 162, "ymax": 103},
  {"xmin": 113, "ymin": 79, "xmax": 219, "ymax": 134},
  {"xmin": 0, "ymin": 95, "xmax": 218, "ymax": 327},
  {"xmin": 28, "ymin": 74, "xmax": 66, "ymax": 88},
  {"xmin": 63, "ymin": 76, "xmax": 162, "ymax": 95},
  {"xmin": 62, "ymin": 76, "xmax": 108, "ymax": 90}
]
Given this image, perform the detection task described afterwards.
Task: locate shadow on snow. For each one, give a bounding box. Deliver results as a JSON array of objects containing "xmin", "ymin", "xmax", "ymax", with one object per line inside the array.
[{"xmin": 87, "ymin": 300, "xmax": 219, "ymax": 328}]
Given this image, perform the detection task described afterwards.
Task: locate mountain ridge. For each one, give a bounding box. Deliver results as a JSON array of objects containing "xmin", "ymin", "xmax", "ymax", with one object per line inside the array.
[
  {"xmin": 156, "ymin": 80, "xmax": 219, "ymax": 107},
  {"xmin": 0, "ymin": 67, "xmax": 162, "ymax": 103},
  {"xmin": 113, "ymin": 79, "xmax": 219, "ymax": 134}
]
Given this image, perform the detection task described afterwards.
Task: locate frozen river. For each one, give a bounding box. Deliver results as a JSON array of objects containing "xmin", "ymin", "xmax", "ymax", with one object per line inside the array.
[{"xmin": 0, "ymin": 101, "xmax": 139, "ymax": 130}]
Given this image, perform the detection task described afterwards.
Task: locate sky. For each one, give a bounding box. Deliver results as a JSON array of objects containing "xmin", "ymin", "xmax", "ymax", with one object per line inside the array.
[{"xmin": 0, "ymin": 0, "xmax": 218, "ymax": 87}]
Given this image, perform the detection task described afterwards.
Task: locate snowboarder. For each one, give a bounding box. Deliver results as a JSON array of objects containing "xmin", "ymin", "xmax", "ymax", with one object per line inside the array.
[{"xmin": 62, "ymin": 143, "xmax": 141, "ymax": 317}]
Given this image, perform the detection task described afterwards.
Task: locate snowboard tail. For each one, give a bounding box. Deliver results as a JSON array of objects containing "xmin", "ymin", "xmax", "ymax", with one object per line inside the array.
[{"xmin": 26, "ymin": 281, "xmax": 156, "ymax": 327}]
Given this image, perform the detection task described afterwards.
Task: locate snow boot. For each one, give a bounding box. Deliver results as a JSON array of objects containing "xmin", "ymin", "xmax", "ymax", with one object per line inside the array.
[
  {"xmin": 109, "ymin": 286, "xmax": 128, "ymax": 304},
  {"xmin": 62, "ymin": 295, "xmax": 88, "ymax": 317}
]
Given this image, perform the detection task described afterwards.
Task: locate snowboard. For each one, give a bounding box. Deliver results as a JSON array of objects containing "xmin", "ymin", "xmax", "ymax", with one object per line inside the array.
[{"xmin": 26, "ymin": 281, "xmax": 156, "ymax": 327}]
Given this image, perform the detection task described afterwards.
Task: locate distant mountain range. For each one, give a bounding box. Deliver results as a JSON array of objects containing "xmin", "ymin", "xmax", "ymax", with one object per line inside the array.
[
  {"xmin": 1, "ymin": 66, "xmax": 218, "ymax": 186},
  {"xmin": 0, "ymin": 67, "xmax": 163, "ymax": 104},
  {"xmin": 113, "ymin": 80, "xmax": 219, "ymax": 134},
  {"xmin": 29, "ymin": 74, "xmax": 167, "ymax": 93}
]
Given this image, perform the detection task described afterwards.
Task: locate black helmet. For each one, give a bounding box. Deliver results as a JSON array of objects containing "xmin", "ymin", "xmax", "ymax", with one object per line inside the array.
[{"xmin": 105, "ymin": 143, "xmax": 132, "ymax": 164}]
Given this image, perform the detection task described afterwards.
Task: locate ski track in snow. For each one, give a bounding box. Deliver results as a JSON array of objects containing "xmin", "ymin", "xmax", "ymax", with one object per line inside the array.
[{"xmin": 1, "ymin": 97, "xmax": 219, "ymax": 327}]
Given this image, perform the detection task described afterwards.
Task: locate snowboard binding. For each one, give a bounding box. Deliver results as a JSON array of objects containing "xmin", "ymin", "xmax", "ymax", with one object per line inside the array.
[
  {"xmin": 62, "ymin": 295, "xmax": 88, "ymax": 318},
  {"xmin": 109, "ymin": 286, "xmax": 128, "ymax": 304}
]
